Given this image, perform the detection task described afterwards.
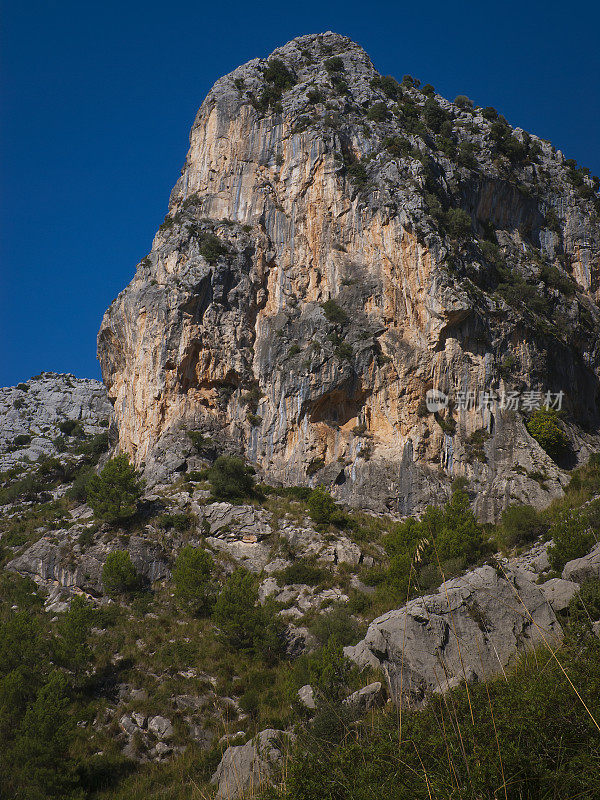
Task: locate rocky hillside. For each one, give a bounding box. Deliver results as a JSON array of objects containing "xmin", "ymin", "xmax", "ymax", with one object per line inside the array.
[
  {"xmin": 98, "ymin": 31, "xmax": 600, "ymax": 520},
  {"xmin": 0, "ymin": 372, "xmax": 111, "ymax": 472}
]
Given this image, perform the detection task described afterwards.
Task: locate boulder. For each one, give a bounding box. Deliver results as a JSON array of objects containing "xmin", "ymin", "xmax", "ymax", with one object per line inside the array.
[
  {"xmin": 297, "ymin": 685, "xmax": 316, "ymax": 710},
  {"xmin": 211, "ymin": 729, "xmax": 292, "ymax": 799},
  {"xmin": 344, "ymin": 682, "xmax": 385, "ymax": 711},
  {"xmin": 562, "ymin": 543, "xmax": 600, "ymax": 583},
  {"xmin": 345, "ymin": 565, "xmax": 562, "ymax": 705},
  {"xmin": 540, "ymin": 578, "xmax": 580, "ymax": 612},
  {"xmin": 148, "ymin": 715, "xmax": 174, "ymax": 740}
]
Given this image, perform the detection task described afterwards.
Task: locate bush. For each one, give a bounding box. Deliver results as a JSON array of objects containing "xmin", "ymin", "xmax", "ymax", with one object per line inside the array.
[
  {"xmin": 307, "ymin": 486, "xmax": 338, "ymax": 525},
  {"xmin": 12, "ymin": 434, "xmax": 31, "ymax": 447},
  {"xmin": 454, "ymin": 94, "xmax": 473, "ymax": 110},
  {"xmin": 383, "ymin": 135, "xmax": 413, "ymax": 159},
  {"xmin": 526, "ymin": 408, "xmax": 569, "ymax": 461},
  {"xmin": 444, "ymin": 207, "xmax": 472, "ymax": 238},
  {"xmin": 379, "ymin": 75, "xmax": 402, "ymax": 100},
  {"xmin": 101, "ymin": 550, "xmax": 140, "ymax": 596},
  {"xmin": 499, "ymin": 504, "xmax": 548, "ymax": 548},
  {"xmin": 172, "ymin": 546, "xmax": 214, "ymax": 614},
  {"xmin": 207, "ymin": 456, "xmax": 255, "ymax": 501},
  {"xmin": 548, "ymin": 510, "xmax": 596, "ymax": 572},
  {"xmin": 383, "ymin": 484, "xmax": 485, "ymax": 599},
  {"xmin": 86, "ymin": 454, "xmax": 144, "ymax": 524},
  {"xmin": 310, "ymin": 605, "xmax": 362, "ymax": 647},
  {"xmin": 158, "ymin": 512, "xmax": 195, "ymax": 531},
  {"xmin": 212, "ymin": 568, "xmax": 284, "ymax": 662},
  {"xmin": 321, "ymin": 299, "xmax": 348, "ymax": 324},
  {"xmin": 324, "ymin": 56, "xmax": 344, "ymax": 73},
  {"xmin": 346, "ymin": 162, "xmax": 369, "ymax": 189},
  {"xmin": 187, "ymin": 430, "xmax": 214, "ymax": 455},
  {"xmin": 366, "ymin": 102, "xmax": 389, "ymax": 122},
  {"xmin": 422, "ymin": 98, "xmax": 447, "ymax": 133},
  {"xmin": 196, "ymin": 231, "xmax": 228, "ymax": 265},
  {"xmin": 281, "ymin": 561, "xmax": 326, "ymax": 587},
  {"xmin": 263, "ymin": 58, "xmax": 295, "ymax": 91}
]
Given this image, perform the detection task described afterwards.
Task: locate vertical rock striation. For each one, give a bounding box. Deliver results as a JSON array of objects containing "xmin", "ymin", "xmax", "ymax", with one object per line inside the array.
[{"xmin": 98, "ymin": 32, "xmax": 600, "ymax": 517}]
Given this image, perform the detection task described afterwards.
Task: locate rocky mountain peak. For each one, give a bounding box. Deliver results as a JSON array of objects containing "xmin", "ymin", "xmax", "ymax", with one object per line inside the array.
[{"xmin": 98, "ymin": 33, "xmax": 600, "ymax": 520}]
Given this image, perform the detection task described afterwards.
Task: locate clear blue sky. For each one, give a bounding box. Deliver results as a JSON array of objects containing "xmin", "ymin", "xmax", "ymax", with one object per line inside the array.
[{"xmin": 2, "ymin": 0, "xmax": 599, "ymax": 387}]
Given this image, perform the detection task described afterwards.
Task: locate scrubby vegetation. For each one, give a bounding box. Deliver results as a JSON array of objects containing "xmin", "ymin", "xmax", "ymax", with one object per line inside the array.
[
  {"xmin": 87, "ymin": 455, "xmax": 144, "ymax": 524},
  {"xmin": 274, "ymin": 619, "xmax": 600, "ymax": 800}
]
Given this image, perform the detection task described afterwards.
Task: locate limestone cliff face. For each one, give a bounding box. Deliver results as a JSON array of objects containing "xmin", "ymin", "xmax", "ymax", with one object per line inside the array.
[{"xmin": 98, "ymin": 32, "xmax": 600, "ymax": 518}]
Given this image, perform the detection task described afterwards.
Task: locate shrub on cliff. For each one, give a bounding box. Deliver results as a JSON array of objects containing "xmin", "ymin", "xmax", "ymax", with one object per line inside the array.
[
  {"xmin": 86, "ymin": 454, "xmax": 144, "ymax": 524},
  {"xmin": 499, "ymin": 504, "xmax": 548, "ymax": 548},
  {"xmin": 207, "ymin": 456, "xmax": 256, "ymax": 501},
  {"xmin": 307, "ymin": 486, "xmax": 338, "ymax": 525},
  {"xmin": 444, "ymin": 207, "xmax": 472, "ymax": 238},
  {"xmin": 172, "ymin": 546, "xmax": 214, "ymax": 614},
  {"xmin": 321, "ymin": 299, "xmax": 348, "ymax": 325},
  {"xmin": 548, "ymin": 509, "xmax": 596, "ymax": 572},
  {"xmin": 263, "ymin": 58, "xmax": 295, "ymax": 91},
  {"xmin": 525, "ymin": 407, "xmax": 569, "ymax": 461},
  {"xmin": 101, "ymin": 550, "xmax": 140, "ymax": 596},
  {"xmin": 212, "ymin": 568, "xmax": 284, "ymax": 662}
]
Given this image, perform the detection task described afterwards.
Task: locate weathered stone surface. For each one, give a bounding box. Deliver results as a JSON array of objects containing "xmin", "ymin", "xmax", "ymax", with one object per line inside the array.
[
  {"xmin": 148, "ymin": 715, "xmax": 174, "ymax": 740},
  {"xmin": 298, "ymin": 684, "xmax": 316, "ymax": 710},
  {"xmin": 211, "ymin": 729, "xmax": 291, "ymax": 799},
  {"xmin": 562, "ymin": 543, "xmax": 600, "ymax": 583},
  {"xmin": 344, "ymin": 682, "xmax": 385, "ymax": 711},
  {"xmin": 6, "ymin": 533, "xmax": 169, "ymax": 595},
  {"xmin": 540, "ymin": 577, "xmax": 580, "ymax": 612},
  {"xmin": 0, "ymin": 372, "xmax": 111, "ymax": 471},
  {"xmin": 345, "ymin": 565, "xmax": 562, "ymax": 704},
  {"xmin": 98, "ymin": 32, "xmax": 600, "ymax": 520}
]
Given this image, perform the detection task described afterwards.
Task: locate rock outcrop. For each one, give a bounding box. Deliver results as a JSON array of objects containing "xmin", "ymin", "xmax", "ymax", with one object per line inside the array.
[
  {"xmin": 345, "ymin": 564, "xmax": 563, "ymax": 704},
  {"xmin": 211, "ymin": 729, "xmax": 291, "ymax": 799},
  {"xmin": 0, "ymin": 372, "xmax": 111, "ymax": 471},
  {"xmin": 98, "ymin": 31, "xmax": 600, "ymax": 519}
]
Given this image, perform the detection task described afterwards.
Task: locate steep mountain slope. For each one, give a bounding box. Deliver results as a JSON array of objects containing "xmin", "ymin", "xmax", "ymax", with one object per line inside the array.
[{"xmin": 98, "ymin": 31, "xmax": 600, "ymax": 519}]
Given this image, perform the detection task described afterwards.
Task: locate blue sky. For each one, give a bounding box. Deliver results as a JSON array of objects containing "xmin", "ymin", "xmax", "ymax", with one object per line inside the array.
[{"xmin": 2, "ymin": 0, "xmax": 599, "ymax": 386}]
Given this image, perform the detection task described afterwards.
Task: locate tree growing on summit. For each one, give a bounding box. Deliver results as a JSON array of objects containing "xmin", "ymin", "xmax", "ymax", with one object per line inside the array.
[{"xmin": 86, "ymin": 454, "xmax": 144, "ymax": 524}]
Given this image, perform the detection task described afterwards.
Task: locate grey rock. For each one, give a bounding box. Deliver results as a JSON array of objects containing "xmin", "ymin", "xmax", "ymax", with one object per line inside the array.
[
  {"xmin": 0, "ymin": 373, "xmax": 111, "ymax": 471},
  {"xmin": 540, "ymin": 578, "xmax": 580, "ymax": 612},
  {"xmin": 345, "ymin": 565, "xmax": 562, "ymax": 704},
  {"xmin": 131, "ymin": 712, "xmax": 146, "ymax": 729},
  {"xmin": 344, "ymin": 682, "xmax": 385, "ymax": 711},
  {"xmin": 211, "ymin": 729, "xmax": 292, "ymax": 799},
  {"xmin": 6, "ymin": 533, "xmax": 169, "ymax": 596},
  {"xmin": 562, "ymin": 543, "xmax": 600, "ymax": 583},
  {"xmin": 148, "ymin": 716, "xmax": 174, "ymax": 740},
  {"xmin": 119, "ymin": 714, "xmax": 139, "ymax": 736},
  {"xmin": 297, "ymin": 685, "xmax": 316, "ymax": 710},
  {"xmin": 151, "ymin": 741, "xmax": 172, "ymax": 759}
]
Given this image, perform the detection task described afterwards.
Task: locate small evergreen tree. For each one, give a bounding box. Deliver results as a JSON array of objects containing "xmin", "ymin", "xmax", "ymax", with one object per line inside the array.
[
  {"xmin": 172, "ymin": 546, "xmax": 214, "ymax": 614},
  {"xmin": 101, "ymin": 550, "xmax": 139, "ymax": 596},
  {"xmin": 526, "ymin": 408, "xmax": 569, "ymax": 461},
  {"xmin": 548, "ymin": 510, "xmax": 596, "ymax": 572},
  {"xmin": 307, "ymin": 486, "xmax": 337, "ymax": 525},
  {"xmin": 207, "ymin": 456, "xmax": 255, "ymax": 501},
  {"xmin": 86, "ymin": 454, "xmax": 144, "ymax": 524},
  {"xmin": 212, "ymin": 568, "xmax": 284, "ymax": 661}
]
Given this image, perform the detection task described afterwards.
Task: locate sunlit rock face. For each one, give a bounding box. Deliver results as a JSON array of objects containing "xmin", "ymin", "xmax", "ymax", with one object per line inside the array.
[{"xmin": 98, "ymin": 32, "xmax": 600, "ymax": 518}]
